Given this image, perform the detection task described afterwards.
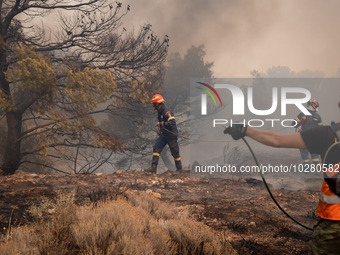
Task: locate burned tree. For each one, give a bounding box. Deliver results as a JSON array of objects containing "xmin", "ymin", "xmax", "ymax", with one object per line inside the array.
[{"xmin": 0, "ymin": 0, "xmax": 168, "ymax": 175}]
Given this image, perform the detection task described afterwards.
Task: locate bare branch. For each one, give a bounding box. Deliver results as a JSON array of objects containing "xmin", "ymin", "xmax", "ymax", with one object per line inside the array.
[
  {"xmin": 19, "ymin": 160, "xmax": 70, "ymax": 174},
  {"xmin": 0, "ymin": 1, "xmax": 167, "ymax": 174}
]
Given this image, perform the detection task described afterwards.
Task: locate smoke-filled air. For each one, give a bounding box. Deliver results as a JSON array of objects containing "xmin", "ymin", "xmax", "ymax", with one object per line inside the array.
[
  {"xmin": 0, "ymin": 1, "xmax": 340, "ymax": 254},
  {"xmin": 123, "ymin": 0, "xmax": 340, "ymax": 77}
]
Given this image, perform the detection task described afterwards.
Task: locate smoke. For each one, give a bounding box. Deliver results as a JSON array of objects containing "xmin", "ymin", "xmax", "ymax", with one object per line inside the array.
[{"xmin": 124, "ymin": 0, "xmax": 340, "ymax": 77}]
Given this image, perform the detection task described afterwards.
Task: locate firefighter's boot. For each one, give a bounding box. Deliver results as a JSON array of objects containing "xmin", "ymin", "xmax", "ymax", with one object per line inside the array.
[
  {"xmin": 144, "ymin": 163, "xmax": 157, "ymax": 174},
  {"xmin": 175, "ymin": 159, "xmax": 182, "ymax": 171}
]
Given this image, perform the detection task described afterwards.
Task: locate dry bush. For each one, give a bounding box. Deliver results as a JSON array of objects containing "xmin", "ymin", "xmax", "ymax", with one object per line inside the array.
[
  {"xmin": 127, "ymin": 192, "xmax": 189, "ymax": 220},
  {"xmin": 72, "ymin": 199, "xmax": 178, "ymax": 254},
  {"xmin": 0, "ymin": 191, "xmax": 236, "ymax": 255},
  {"xmin": 161, "ymin": 219, "xmax": 235, "ymax": 255},
  {"xmin": 0, "ymin": 227, "xmax": 39, "ymax": 254}
]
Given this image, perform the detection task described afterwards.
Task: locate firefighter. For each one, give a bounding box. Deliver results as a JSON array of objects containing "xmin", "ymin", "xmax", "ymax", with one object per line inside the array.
[
  {"xmin": 293, "ymin": 98, "xmax": 323, "ymax": 167},
  {"xmin": 224, "ymin": 101, "xmax": 340, "ymax": 255},
  {"xmin": 145, "ymin": 94, "xmax": 182, "ymax": 174}
]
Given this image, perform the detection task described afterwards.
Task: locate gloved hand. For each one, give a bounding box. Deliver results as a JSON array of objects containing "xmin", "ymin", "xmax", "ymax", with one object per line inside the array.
[
  {"xmin": 224, "ymin": 124, "xmax": 248, "ymax": 140},
  {"xmin": 156, "ymin": 122, "xmax": 164, "ymax": 127}
]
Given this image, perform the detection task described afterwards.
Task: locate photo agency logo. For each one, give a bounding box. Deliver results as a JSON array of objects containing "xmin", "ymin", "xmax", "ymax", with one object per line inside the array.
[
  {"xmin": 196, "ymin": 82, "xmax": 312, "ymax": 128},
  {"xmin": 196, "ymin": 82, "xmax": 223, "ymax": 114}
]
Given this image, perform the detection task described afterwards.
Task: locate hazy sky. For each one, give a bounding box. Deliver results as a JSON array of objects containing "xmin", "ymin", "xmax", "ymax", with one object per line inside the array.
[{"xmin": 123, "ymin": 0, "xmax": 340, "ymax": 77}]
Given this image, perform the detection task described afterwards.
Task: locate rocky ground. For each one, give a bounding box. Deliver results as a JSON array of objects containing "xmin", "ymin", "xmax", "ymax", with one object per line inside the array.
[{"xmin": 0, "ymin": 170, "xmax": 320, "ymax": 254}]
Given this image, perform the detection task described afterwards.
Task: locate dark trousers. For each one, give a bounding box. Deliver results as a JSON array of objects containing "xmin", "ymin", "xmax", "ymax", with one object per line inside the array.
[{"xmin": 152, "ymin": 135, "xmax": 182, "ymax": 170}]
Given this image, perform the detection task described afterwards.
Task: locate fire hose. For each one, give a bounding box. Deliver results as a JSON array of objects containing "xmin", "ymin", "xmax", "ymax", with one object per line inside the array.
[{"xmin": 162, "ymin": 126, "xmax": 314, "ymax": 231}]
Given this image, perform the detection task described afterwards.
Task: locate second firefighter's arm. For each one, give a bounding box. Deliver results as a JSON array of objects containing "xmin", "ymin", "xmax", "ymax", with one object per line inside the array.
[{"xmin": 293, "ymin": 113, "xmax": 306, "ymax": 128}]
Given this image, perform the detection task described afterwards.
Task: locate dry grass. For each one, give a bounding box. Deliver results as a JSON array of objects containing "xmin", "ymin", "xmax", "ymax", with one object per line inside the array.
[{"xmin": 0, "ymin": 191, "xmax": 236, "ymax": 255}]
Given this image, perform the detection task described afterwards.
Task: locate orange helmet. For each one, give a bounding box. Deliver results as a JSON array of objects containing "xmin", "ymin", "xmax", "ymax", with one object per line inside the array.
[{"xmin": 151, "ymin": 94, "xmax": 165, "ymax": 104}]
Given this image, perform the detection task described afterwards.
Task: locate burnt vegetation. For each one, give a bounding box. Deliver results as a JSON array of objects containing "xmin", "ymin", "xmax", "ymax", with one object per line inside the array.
[{"xmin": 0, "ymin": 0, "xmax": 168, "ymax": 175}]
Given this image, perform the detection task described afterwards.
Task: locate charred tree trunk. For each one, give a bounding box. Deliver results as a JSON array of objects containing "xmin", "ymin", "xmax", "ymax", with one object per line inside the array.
[
  {"xmin": 0, "ymin": 48, "xmax": 22, "ymax": 175},
  {"xmin": 2, "ymin": 111, "xmax": 22, "ymax": 175}
]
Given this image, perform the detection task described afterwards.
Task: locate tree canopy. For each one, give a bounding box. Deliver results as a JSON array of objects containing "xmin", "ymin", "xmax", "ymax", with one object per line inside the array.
[{"xmin": 0, "ymin": 1, "xmax": 168, "ymax": 175}]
